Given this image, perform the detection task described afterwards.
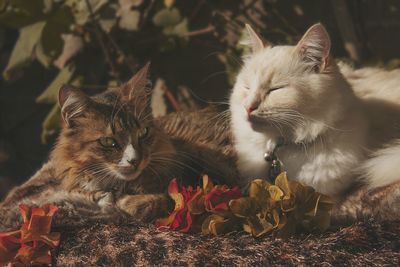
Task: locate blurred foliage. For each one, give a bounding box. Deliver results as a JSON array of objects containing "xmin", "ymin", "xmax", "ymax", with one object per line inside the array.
[
  {"xmin": 2, "ymin": 0, "xmax": 400, "ymax": 144},
  {"xmin": 0, "ymin": 0, "xmax": 195, "ymax": 143}
]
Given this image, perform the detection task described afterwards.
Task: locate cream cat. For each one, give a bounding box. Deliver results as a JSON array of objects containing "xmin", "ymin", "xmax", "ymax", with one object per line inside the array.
[{"xmin": 230, "ymin": 24, "xmax": 370, "ymax": 197}]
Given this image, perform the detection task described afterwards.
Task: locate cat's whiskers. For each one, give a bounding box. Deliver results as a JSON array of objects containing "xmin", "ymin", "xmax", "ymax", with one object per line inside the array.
[
  {"xmin": 150, "ymin": 157, "xmax": 199, "ymax": 175},
  {"xmin": 209, "ymin": 110, "xmax": 231, "ymax": 124}
]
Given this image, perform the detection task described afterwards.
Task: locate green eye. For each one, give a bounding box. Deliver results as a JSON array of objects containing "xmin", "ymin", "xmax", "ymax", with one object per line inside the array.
[
  {"xmin": 138, "ymin": 127, "xmax": 149, "ymax": 139},
  {"xmin": 98, "ymin": 137, "xmax": 118, "ymax": 148}
]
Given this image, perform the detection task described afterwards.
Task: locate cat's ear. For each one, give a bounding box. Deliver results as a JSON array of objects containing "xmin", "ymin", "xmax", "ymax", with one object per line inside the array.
[
  {"xmin": 295, "ymin": 23, "xmax": 331, "ymax": 72},
  {"xmin": 242, "ymin": 24, "xmax": 270, "ymax": 53},
  {"xmin": 59, "ymin": 84, "xmax": 93, "ymax": 127},
  {"xmin": 123, "ymin": 62, "xmax": 151, "ymax": 100}
]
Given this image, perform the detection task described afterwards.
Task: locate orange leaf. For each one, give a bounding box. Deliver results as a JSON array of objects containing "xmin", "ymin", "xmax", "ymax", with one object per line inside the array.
[{"xmin": 0, "ymin": 204, "xmax": 60, "ymax": 266}]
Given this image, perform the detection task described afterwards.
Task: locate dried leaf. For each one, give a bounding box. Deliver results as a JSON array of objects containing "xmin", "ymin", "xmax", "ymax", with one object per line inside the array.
[
  {"xmin": 268, "ymin": 185, "xmax": 284, "ymax": 201},
  {"xmin": 0, "ymin": 230, "xmax": 20, "ymax": 266},
  {"xmin": 204, "ymin": 185, "xmax": 242, "ymax": 215},
  {"xmin": 201, "ymin": 214, "xmax": 236, "ymax": 236},
  {"xmin": 0, "ymin": 204, "xmax": 60, "ymax": 266},
  {"xmin": 275, "ymin": 172, "xmax": 291, "ymax": 196},
  {"xmin": 202, "ymin": 175, "xmax": 214, "ymax": 193},
  {"xmin": 229, "ymin": 197, "xmax": 258, "ymax": 218},
  {"xmin": 155, "ymin": 178, "xmax": 196, "ymax": 232},
  {"xmin": 249, "ymin": 179, "xmax": 270, "ymax": 200},
  {"xmin": 187, "ymin": 188, "xmax": 205, "ymax": 215}
]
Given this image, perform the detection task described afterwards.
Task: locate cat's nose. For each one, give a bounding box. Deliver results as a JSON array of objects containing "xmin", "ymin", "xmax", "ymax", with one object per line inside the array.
[{"xmin": 246, "ymin": 103, "xmax": 259, "ymax": 114}]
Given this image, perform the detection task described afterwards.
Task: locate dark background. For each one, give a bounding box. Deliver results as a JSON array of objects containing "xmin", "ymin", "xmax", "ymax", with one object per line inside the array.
[{"xmin": 1, "ymin": 0, "xmax": 400, "ymax": 199}]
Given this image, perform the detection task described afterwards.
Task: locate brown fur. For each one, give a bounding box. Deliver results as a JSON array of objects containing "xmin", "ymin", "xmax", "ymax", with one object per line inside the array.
[{"xmin": 0, "ymin": 77, "xmax": 238, "ymax": 230}]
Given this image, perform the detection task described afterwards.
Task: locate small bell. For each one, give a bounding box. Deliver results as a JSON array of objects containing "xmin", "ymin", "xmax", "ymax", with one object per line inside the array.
[{"xmin": 264, "ymin": 137, "xmax": 285, "ymax": 182}]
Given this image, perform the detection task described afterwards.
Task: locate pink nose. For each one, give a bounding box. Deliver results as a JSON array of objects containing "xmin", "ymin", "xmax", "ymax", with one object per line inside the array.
[{"xmin": 246, "ymin": 104, "xmax": 259, "ymax": 114}]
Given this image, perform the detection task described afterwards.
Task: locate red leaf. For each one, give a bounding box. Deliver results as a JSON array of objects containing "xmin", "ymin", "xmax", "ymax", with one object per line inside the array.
[
  {"xmin": 0, "ymin": 230, "xmax": 20, "ymax": 266},
  {"xmin": 0, "ymin": 204, "xmax": 60, "ymax": 266},
  {"xmin": 155, "ymin": 179, "xmax": 200, "ymax": 232},
  {"xmin": 205, "ymin": 186, "xmax": 242, "ymax": 214}
]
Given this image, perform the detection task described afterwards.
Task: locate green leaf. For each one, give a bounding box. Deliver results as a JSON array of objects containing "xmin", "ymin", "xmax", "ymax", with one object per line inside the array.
[
  {"xmin": 118, "ymin": 9, "xmax": 140, "ymax": 31},
  {"xmin": 99, "ymin": 18, "xmax": 116, "ymax": 32},
  {"xmin": 54, "ymin": 34, "xmax": 84, "ymax": 69},
  {"xmin": 0, "ymin": 0, "xmax": 46, "ymax": 29},
  {"xmin": 66, "ymin": 0, "xmax": 108, "ymax": 25},
  {"xmin": 3, "ymin": 21, "xmax": 46, "ymax": 80},
  {"xmin": 35, "ymin": 39, "xmax": 52, "ymax": 68},
  {"xmin": 164, "ymin": 0, "xmax": 175, "ymax": 8},
  {"xmin": 41, "ymin": 104, "xmax": 61, "ymax": 144},
  {"xmin": 40, "ymin": 6, "xmax": 74, "ymax": 63},
  {"xmin": 163, "ymin": 18, "xmax": 188, "ymax": 37},
  {"xmin": 36, "ymin": 64, "xmax": 75, "ymax": 104},
  {"xmin": 153, "ymin": 7, "xmax": 181, "ymax": 27}
]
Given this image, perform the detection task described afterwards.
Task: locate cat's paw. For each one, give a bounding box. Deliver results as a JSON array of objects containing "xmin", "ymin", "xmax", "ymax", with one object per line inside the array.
[
  {"xmin": 97, "ymin": 192, "xmax": 115, "ymax": 209},
  {"xmin": 116, "ymin": 194, "xmax": 169, "ymax": 222}
]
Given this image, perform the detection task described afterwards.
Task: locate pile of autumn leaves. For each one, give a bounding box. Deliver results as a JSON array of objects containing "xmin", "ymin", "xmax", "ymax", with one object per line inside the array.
[
  {"xmin": 0, "ymin": 205, "xmax": 60, "ymax": 266},
  {"xmin": 156, "ymin": 173, "xmax": 334, "ymax": 238}
]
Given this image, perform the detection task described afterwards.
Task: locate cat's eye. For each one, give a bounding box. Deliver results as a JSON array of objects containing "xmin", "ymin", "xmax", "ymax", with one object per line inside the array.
[
  {"xmin": 138, "ymin": 127, "xmax": 149, "ymax": 139},
  {"xmin": 244, "ymin": 85, "xmax": 250, "ymax": 90},
  {"xmin": 268, "ymin": 85, "xmax": 286, "ymax": 93},
  {"xmin": 98, "ymin": 137, "xmax": 118, "ymax": 148}
]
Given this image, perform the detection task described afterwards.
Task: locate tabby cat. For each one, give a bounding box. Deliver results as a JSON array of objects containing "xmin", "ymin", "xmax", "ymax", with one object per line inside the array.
[{"xmin": 0, "ymin": 64, "xmax": 237, "ymax": 230}]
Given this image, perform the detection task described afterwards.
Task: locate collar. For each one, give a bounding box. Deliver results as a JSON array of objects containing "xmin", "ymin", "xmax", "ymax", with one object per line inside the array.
[{"xmin": 264, "ymin": 137, "xmax": 285, "ymax": 182}]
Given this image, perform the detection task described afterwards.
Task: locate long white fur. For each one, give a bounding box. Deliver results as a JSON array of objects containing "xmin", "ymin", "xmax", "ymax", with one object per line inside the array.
[
  {"xmin": 341, "ymin": 64, "xmax": 400, "ymax": 189},
  {"xmin": 359, "ymin": 141, "xmax": 400, "ymax": 188}
]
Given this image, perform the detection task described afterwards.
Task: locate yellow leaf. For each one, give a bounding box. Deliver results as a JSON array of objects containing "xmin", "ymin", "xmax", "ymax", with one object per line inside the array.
[
  {"xmin": 268, "ymin": 185, "xmax": 283, "ymax": 201},
  {"xmin": 202, "ymin": 175, "xmax": 214, "ymax": 193},
  {"xmin": 275, "ymin": 172, "xmax": 291, "ymax": 196},
  {"xmin": 229, "ymin": 197, "xmax": 257, "ymax": 218},
  {"xmin": 202, "ymin": 214, "xmax": 230, "ymax": 236},
  {"xmin": 249, "ymin": 179, "xmax": 270, "ymax": 201}
]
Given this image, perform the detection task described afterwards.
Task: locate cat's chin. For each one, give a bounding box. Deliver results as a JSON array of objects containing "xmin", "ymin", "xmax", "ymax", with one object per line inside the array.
[
  {"xmin": 248, "ymin": 115, "xmax": 276, "ymax": 133},
  {"xmin": 116, "ymin": 167, "xmax": 141, "ymax": 181}
]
